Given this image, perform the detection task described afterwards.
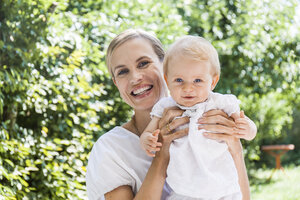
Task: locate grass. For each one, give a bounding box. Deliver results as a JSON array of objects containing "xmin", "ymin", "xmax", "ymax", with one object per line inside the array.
[{"xmin": 250, "ymin": 165, "xmax": 300, "ymax": 200}]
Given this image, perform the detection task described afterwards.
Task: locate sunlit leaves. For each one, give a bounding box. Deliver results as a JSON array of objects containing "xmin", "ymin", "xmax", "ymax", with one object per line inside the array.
[{"xmin": 1, "ymin": 0, "xmax": 299, "ymax": 198}]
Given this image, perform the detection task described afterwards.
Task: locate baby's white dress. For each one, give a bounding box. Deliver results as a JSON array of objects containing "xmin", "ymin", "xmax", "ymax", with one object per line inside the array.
[{"xmin": 150, "ymin": 92, "xmax": 242, "ymax": 200}]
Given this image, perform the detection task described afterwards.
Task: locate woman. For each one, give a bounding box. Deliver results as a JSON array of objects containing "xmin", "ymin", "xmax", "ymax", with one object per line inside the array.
[{"xmin": 86, "ymin": 29, "xmax": 256, "ymax": 200}]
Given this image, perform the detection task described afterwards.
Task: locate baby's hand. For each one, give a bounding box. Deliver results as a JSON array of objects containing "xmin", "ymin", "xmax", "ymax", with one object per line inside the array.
[
  {"xmin": 140, "ymin": 129, "xmax": 162, "ymax": 157},
  {"xmin": 233, "ymin": 111, "xmax": 257, "ymax": 141}
]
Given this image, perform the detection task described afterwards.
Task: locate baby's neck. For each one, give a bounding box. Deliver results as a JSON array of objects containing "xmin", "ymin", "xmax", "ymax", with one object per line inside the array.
[{"xmin": 177, "ymin": 97, "xmax": 208, "ymax": 108}]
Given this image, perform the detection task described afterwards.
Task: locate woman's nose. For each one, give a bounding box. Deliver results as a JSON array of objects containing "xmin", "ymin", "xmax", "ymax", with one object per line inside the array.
[{"xmin": 130, "ymin": 70, "xmax": 143, "ymax": 84}]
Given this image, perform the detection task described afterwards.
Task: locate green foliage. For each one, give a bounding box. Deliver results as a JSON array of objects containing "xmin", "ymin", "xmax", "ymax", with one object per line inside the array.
[
  {"xmin": 0, "ymin": 0, "xmax": 186, "ymax": 199},
  {"xmin": 0, "ymin": 0, "xmax": 49, "ymax": 198},
  {"xmin": 175, "ymin": 0, "xmax": 300, "ymax": 170},
  {"xmin": 239, "ymin": 93, "xmax": 293, "ymax": 168},
  {"xmin": 0, "ymin": 0, "xmax": 299, "ymax": 198},
  {"xmin": 250, "ymin": 166, "xmax": 300, "ymax": 200},
  {"xmin": 177, "ymin": 0, "xmax": 300, "ymax": 95}
]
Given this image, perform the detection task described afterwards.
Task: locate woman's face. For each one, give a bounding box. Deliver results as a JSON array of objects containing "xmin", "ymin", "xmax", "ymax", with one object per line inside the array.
[{"xmin": 110, "ymin": 38, "xmax": 167, "ymax": 111}]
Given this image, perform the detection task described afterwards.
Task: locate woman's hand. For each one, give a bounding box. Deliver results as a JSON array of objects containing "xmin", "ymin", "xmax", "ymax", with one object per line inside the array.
[
  {"xmin": 198, "ymin": 109, "xmax": 250, "ymax": 199},
  {"xmin": 197, "ymin": 109, "xmax": 242, "ymax": 154},
  {"xmin": 155, "ymin": 106, "xmax": 189, "ymax": 162},
  {"xmin": 198, "ymin": 109, "xmax": 256, "ymax": 150}
]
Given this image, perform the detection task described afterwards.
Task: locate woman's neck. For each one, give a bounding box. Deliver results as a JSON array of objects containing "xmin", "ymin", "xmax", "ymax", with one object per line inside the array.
[
  {"xmin": 133, "ymin": 109, "xmax": 152, "ymax": 134},
  {"xmin": 123, "ymin": 108, "xmax": 151, "ymax": 137}
]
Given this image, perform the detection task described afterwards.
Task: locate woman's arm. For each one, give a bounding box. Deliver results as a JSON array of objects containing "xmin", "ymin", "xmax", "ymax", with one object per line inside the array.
[
  {"xmin": 203, "ymin": 132, "xmax": 250, "ymax": 200},
  {"xmin": 105, "ymin": 107, "xmax": 189, "ymax": 200},
  {"xmin": 198, "ymin": 110, "xmax": 252, "ymax": 200}
]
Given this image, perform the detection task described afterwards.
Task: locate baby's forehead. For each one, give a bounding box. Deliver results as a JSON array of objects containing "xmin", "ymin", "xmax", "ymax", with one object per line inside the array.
[
  {"xmin": 168, "ymin": 54, "xmax": 211, "ymax": 67},
  {"xmin": 169, "ymin": 58, "xmax": 214, "ymax": 73},
  {"xmin": 167, "ymin": 52, "xmax": 218, "ymax": 76}
]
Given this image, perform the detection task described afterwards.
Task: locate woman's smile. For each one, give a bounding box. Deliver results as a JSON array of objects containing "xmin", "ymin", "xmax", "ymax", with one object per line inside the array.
[{"xmin": 131, "ymin": 84, "xmax": 154, "ymax": 97}]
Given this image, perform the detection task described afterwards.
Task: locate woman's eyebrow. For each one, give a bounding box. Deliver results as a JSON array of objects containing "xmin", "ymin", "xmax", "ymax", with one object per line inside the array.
[
  {"xmin": 113, "ymin": 65, "xmax": 125, "ymax": 73},
  {"xmin": 136, "ymin": 56, "xmax": 151, "ymax": 63}
]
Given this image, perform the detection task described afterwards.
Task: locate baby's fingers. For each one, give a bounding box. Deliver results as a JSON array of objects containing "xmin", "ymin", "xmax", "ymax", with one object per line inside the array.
[
  {"xmin": 146, "ymin": 150, "xmax": 156, "ymax": 157},
  {"xmin": 152, "ymin": 129, "xmax": 160, "ymax": 137},
  {"xmin": 235, "ymin": 118, "xmax": 248, "ymax": 125},
  {"xmin": 233, "ymin": 128, "xmax": 254, "ymax": 140},
  {"xmin": 146, "ymin": 147, "xmax": 161, "ymax": 157},
  {"xmin": 156, "ymin": 142, "xmax": 162, "ymax": 147},
  {"xmin": 240, "ymin": 110, "xmax": 245, "ymax": 118},
  {"xmin": 150, "ymin": 136, "xmax": 159, "ymax": 142},
  {"xmin": 234, "ymin": 124, "xmax": 248, "ymax": 132},
  {"xmin": 146, "ymin": 144, "xmax": 161, "ymax": 152}
]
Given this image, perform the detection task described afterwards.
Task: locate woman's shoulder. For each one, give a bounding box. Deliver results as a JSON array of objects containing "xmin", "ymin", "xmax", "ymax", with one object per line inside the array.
[
  {"xmin": 86, "ymin": 126, "xmax": 145, "ymax": 199},
  {"xmin": 87, "ymin": 125, "xmax": 146, "ymax": 176},
  {"xmin": 93, "ymin": 126, "xmax": 138, "ymax": 150}
]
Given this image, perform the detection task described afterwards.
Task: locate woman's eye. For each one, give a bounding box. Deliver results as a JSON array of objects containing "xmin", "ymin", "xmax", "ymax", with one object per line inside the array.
[
  {"xmin": 194, "ymin": 79, "xmax": 202, "ymax": 83},
  {"xmin": 117, "ymin": 69, "xmax": 129, "ymax": 76},
  {"xmin": 175, "ymin": 78, "xmax": 183, "ymax": 82},
  {"xmin": 138, "ymin": 61, "xmax": 150, "ymax": 68}
]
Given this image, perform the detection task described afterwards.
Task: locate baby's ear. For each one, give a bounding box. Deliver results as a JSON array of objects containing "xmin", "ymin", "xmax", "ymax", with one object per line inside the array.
[
  {"xmin": 164, "ymin": 74, "xmax": 168, "ymax": 86},
  {"xmin": 211, "ymin": 75, "xmax": 219, "ymax": 90}
]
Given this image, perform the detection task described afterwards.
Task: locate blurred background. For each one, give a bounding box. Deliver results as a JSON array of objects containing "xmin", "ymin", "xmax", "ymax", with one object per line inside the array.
[{"xmin": 0, "ymin": 0, "xmax": 299, "ymax": 199}]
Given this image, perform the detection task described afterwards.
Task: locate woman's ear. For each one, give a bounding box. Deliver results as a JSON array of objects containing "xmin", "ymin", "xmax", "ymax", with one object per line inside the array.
[
  {"xmin": 113, "ymin": 78, "xmax": 117, "ymax": 86},
  {"xmin": 211, "ymin": 75, "xmax": 219, "ymax": 90}
]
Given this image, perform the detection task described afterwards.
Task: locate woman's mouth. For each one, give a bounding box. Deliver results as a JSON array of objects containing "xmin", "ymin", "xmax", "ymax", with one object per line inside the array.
[{"xmin": 131, "ymin": 85, "xmax": 153, "ymax": 96}]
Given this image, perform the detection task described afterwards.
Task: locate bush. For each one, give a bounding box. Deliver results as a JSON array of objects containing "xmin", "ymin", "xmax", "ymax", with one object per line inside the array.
[
  {"xmin": 1, "ymin": 0, "xmax": 299, "ymax": 198},
  {"xmin": 0, "ymin": 0, "xmax": 186, "ymax": 198}
]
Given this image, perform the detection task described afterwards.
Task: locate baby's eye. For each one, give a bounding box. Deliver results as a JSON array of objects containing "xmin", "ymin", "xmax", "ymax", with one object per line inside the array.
[
  {"xmin": 117, "ymin": 69, "xmax": 129, "ymax": 76},
  {"xmin": 175, "ymin": 78, "xmax": 183, "ymax": 82},
  {"xmin": 138, "ymin": 61, "xmax": 150, "ymax": 68},
  {"xmin": 194, "ymin": 79, "xmax": 202, "ymax": 83}
]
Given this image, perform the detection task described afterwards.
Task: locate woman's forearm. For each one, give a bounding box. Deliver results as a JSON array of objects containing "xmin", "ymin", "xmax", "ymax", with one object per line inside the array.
[
  {"xmin": 104, "ymin": 140, "xmax": 170, "ymax": 200},
  {"xmin": 134, "ymin": 109, "xmax": 188, "ymax": 200},
  {"xmin": 231, "ymin": 148, "xmax": 250, "ymax": 200},
  {"xmin": 134, "ymin": 147, "xmax": 169, "ymax": 200}
]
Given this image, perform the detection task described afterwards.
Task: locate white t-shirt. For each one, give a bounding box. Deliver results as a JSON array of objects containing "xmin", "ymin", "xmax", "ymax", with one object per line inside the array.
[
  {"xmin": 86, "ymin": 126, "xmax": 171, "ymax": 200},
  {"xmin": 151, "ymin": 92, "xmax": 241, "ymax": 199}
]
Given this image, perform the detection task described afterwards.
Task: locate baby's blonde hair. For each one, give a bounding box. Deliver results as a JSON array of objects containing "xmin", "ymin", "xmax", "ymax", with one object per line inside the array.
[{"xmin": 163, "ymin": 35, "xmax": 220, "ymax": 76}]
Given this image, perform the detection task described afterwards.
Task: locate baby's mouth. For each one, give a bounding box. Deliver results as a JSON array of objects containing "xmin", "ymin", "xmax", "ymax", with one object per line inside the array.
[
  {"xmin": 182, "ymin": 96, "xmax": 195, "ymax": 99},
  {"xmin": 131, "ymin": 85, "xmax": 153, "ymax": 96}
]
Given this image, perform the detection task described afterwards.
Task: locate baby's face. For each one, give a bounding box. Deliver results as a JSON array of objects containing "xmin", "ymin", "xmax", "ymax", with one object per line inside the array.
[{"xmin": 166, "ymin": 56, "xmax": 218, "ymax": 107}]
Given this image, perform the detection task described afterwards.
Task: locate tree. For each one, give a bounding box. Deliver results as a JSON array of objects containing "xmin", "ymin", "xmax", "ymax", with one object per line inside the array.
[
  {"xmin": 175, "ymin": 0, "xmax": 300, "ymax": 168},
  {"xmin": 0, "ymin": 0, "xmax": 186, "ymax": 198}
]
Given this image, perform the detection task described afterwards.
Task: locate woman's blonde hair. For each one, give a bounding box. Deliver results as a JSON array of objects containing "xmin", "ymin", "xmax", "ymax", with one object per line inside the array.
[
  {"xmin": 106, "ymin": 29, "xmax": 165, "ymax": 77},
  {"xmin": 163, "ymin": 35, "xmax": 220, "ymax": 76}
]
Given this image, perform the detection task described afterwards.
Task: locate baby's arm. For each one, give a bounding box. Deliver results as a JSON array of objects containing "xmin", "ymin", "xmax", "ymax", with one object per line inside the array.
[
  {"xmin": 140, "ymin": 117, "xmax": 162, "ymax": 157},
  {"xmin": 231, "ymin": 111, "xmax": 257, "ymax": 141}
]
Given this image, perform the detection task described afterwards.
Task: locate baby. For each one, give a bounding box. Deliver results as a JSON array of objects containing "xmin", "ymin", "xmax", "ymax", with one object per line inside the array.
[{"xmin": 140, "ymin": 36, "xmax": 255, "ymax": 200}]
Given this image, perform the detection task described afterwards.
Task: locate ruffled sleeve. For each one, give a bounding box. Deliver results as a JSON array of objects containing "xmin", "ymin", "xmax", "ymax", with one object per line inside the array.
[
  {"xmin": 150, "ymin": 97, "xmax": 177, "ymax": 118},
  {"xmin": 210, "ymin": 93, "xmax": 240, "ymax": 117}
]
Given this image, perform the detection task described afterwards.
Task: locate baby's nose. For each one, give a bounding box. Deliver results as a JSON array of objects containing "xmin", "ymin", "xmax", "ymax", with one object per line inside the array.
[{"xmin": 182, "ymin": 83, "xmax": 194, "ymax": 92}]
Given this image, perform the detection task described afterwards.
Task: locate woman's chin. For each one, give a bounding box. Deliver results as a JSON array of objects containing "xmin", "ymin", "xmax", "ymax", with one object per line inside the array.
[{"xmin": 130, "ymin": 92, "xmax": 160, "ymax": 110}]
